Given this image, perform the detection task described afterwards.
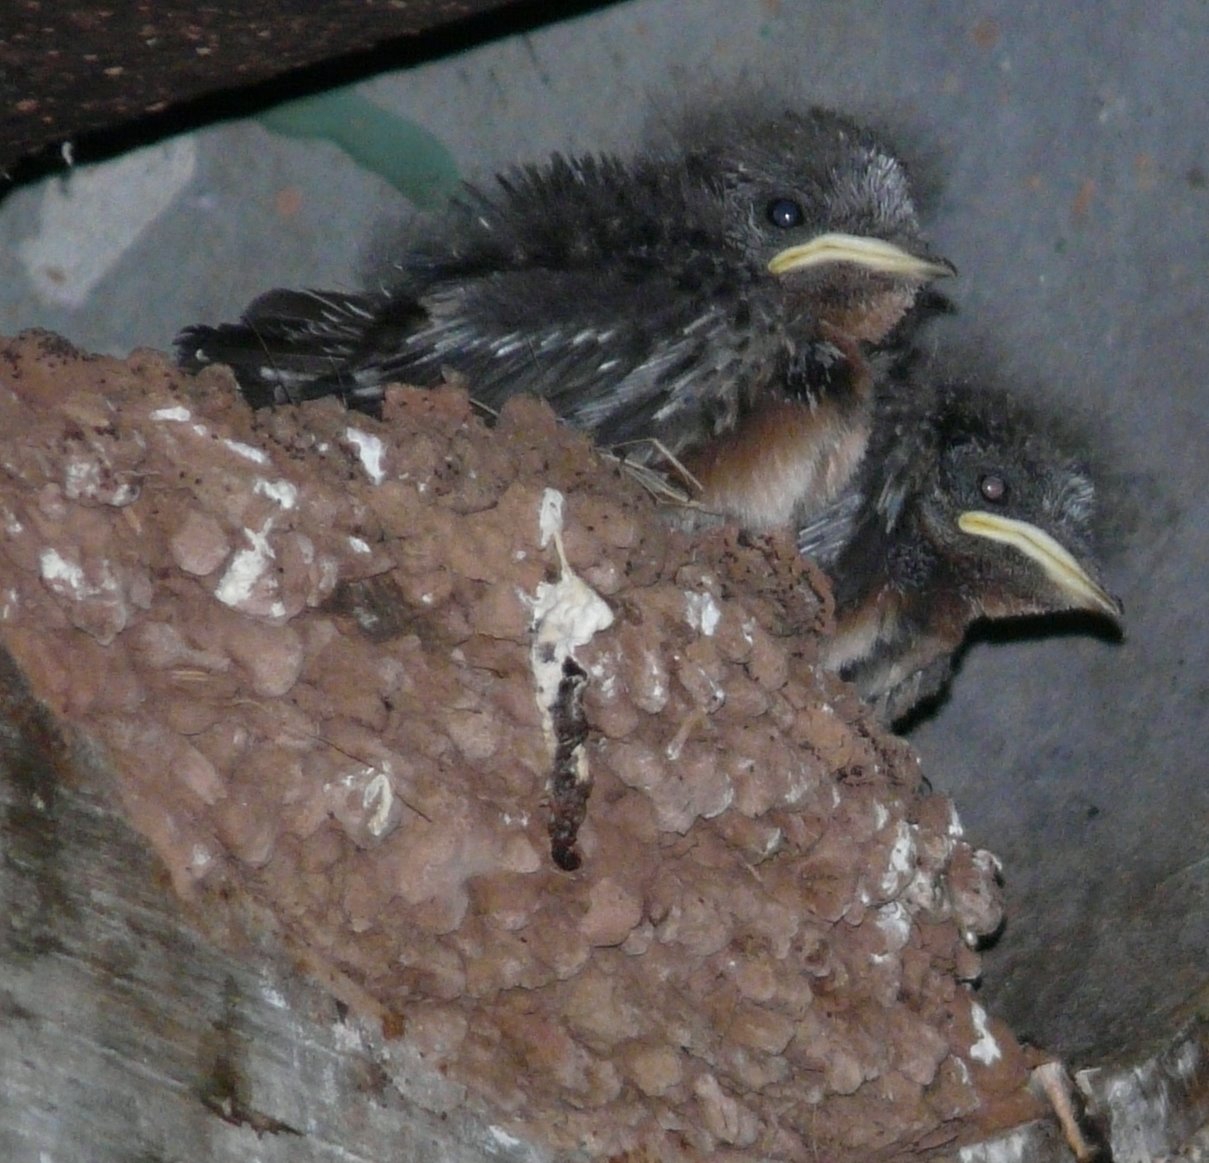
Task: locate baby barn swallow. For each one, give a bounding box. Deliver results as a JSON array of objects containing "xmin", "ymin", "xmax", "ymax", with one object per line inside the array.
[
  {"xmin": 178, "ymin": 106, "xmax": 953, "ymax": 532},
  {"xmin": 798, "ymin": 373, "xmax": 1122, "ymax": 724}
]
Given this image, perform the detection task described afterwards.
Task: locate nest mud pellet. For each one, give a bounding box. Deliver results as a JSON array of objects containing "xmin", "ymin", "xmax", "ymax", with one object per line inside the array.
[{"xmin": 0, "ymin": 331, "xmax": 1044, "ymax": 1161}]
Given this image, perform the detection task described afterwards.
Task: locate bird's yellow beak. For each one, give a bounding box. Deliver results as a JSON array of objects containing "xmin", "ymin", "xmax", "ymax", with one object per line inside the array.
[
  {"xmin": 768, "ymin": 232, "xmax": 957, "ymax": 280},
  {"xmin": 957, "ymin": 511, "xmax": 1123, "ymax": 619}
]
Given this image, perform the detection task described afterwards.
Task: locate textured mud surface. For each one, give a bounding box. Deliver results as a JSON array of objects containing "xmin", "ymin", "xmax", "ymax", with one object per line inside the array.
[{"xmin": 0, "ymin": 331, "xmax": 1038, "ymax": 1160}]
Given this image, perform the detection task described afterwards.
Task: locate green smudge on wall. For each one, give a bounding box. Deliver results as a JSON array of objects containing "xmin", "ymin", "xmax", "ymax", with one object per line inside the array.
[{"xmin": 260, "ymin": 88, "xmax": 459, "ymax": 209}]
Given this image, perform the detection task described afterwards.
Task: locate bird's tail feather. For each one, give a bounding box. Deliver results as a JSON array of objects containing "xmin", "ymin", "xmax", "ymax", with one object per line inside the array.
[{"xmin": 175, "ymin": 289, "xmax": 387, "ymax": 413}]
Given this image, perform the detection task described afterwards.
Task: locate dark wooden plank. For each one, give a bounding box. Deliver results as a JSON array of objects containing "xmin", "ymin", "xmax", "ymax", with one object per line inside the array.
[{"xmin": 0, "ymin": 0, "xmax": 519, "ymax": 177}]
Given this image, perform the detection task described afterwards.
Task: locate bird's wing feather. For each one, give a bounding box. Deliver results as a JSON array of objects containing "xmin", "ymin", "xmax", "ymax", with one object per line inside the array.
[
  {"xmin": 366, "ymin": 266, "xmax": 758, "ymax": 453},
  {"xmin": 176, "ymin": 288, "xmax": 419, "ymax": 408},
  {"xmin": 797, "ymin": 486, "xmax": 865, "ymax": 567}
]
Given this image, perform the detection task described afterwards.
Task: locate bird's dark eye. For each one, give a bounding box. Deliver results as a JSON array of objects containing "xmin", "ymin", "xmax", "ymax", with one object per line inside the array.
[
  {"xmin": 766, "ymin": 198, "xmax": 805, "ymax": 229},
  {"xmin": 978, "ymin": 473, "xmax": 1009, "ymax": 504}
]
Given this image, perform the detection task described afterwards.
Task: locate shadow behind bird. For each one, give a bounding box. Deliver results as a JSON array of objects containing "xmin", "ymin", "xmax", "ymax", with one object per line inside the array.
[
  {"xmin": 798, "ymin": 365, "xmax": 1123, "ymax": 724},
  {"xmin": 177, "ymin": 105, "xmax": 952, "ymax": 533}
]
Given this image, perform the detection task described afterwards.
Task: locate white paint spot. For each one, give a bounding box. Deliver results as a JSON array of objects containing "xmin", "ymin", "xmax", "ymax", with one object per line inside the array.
[
  {"xmin": 151, "ymin": 405, "xmax": 191, "ymax": 422},
  {"xmin": 969, "ymin": 1002, "xmax": 1002, "ymax": 1065},
  {"xmin": 254, "ymin": 477, "xmax": 297, "ymax": 509},
  {"xmin": 17, "ymin": 138, "xmax": 196, "ymax": 308},
  {"xmin": 684, "ymin": 590, "xmax": 721, "ymax": 637},
  {"xmin": 222, "ymin": 438, "xmax": 269, "ymax": 465},
  {"xmin": 346, "ymin": 427, "xmax": 386, "ymax": 484}
]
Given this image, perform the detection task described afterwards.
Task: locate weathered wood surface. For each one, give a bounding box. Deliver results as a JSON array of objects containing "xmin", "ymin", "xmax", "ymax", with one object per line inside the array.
[{"xmin": 0, "ymin": 649, "xmax": 548, "ymax": 1163}]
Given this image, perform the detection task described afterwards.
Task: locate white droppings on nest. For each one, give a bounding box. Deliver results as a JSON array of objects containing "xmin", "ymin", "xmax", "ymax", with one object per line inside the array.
[
  {"xmin": 589, "ymin": 655, "xmax": 619, "ymax": 699},
  {"xmin": 39, "ymin": 548, "xmax": 126, "ymax": 632},
  {"xmin": 363, "ymin": 771, "xmax": 397, "ymax": 838},
  {"xmin": 783, "ymin": 756, "xmax": 818, "ymax": 805},
  {"xmin": 949, "ymin": 802, "xmax": 966, "ymax": 838},
  {"xmin": 874, "ymin": 901, "xmax": 912, "ymax": 949},
  {"xmin": 973, "ymin": 848, "xmax": 1003, "ymax": 878},
  {"xmin": 348, "ymin": 536, "xmax": 371, "ymax": 554},
  {"xmin": 150, "ymin": 404, "xmax": 191, "ymax": 422},
  {"xmin": 39, "ymin": 547, "xmax": 88, "ymax": 594},
  {"xmin": 221, "ymin": 437, "xmax": 269, "ymax": 465},
  {"xmin": 537, "ymin": 486, "xmax": 564, "ymax": 549},
  {"xmin": 63, "ymin": 457, "xmax": 100, "ymax": 499},
  {"xmin": 969, "ymin": 1002, "xmax": 1003, "ymax": 1065},
  {"xmin": 684, "ymin": 589, "xmax": 721, "ymax": 637},
  {"xmin": 253, "ymin": 477, "xmax": 298, "ymax": 510},
  {"xmin": 346, "ymin": 426, "xmax": 386, "ymax": 485},
  {"xmin": 528, "ymin": 488, "xmax": 615, "ymax": 715},
  {"xmin": 323, "ymin": 763, "xmax": 405, "ymax": 845},
  {"xmin": 214, "ymin": 520, "xmax": 284, "ymax": 618},
  {"xmin": 188, "ymin": 844, "xmax": 217, "ymax": 878},
  {"xmin": 880, "ymin": 820, "xmax": 917, "ymax": 897}
]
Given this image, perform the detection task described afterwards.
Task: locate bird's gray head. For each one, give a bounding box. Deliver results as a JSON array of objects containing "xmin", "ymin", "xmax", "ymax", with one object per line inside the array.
[
  {"xmin": 895, "ymin": 383, "xmax": 1122, "ymax": 622},
  {"xmin": 440, "ymin": 106, "xmax": 952, "ymax": 344},
  {"xmin": 686, "ymin": 108, "xmax": 955, "ymax": 333}
]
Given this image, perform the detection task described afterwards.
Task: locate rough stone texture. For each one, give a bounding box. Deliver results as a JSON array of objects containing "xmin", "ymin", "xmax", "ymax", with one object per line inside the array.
[{"xmin": 0, "ymin": 331, "xmax": 1041, "ymax": 1161}]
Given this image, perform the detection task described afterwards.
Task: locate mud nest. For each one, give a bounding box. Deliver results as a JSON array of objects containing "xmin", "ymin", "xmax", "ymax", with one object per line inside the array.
[{"xmin": 0, "ymin": 331, "xmax": 1044, "ymax": 1160}]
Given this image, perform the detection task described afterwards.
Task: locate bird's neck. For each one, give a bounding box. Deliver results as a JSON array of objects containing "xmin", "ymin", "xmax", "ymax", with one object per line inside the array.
[{"xmin": 820, "ymin": 515, "xmax": 969, "ymax": 698}]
